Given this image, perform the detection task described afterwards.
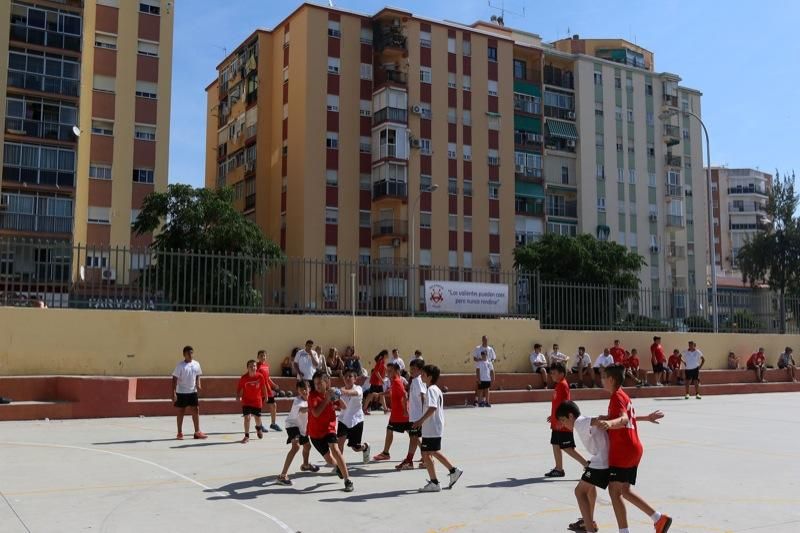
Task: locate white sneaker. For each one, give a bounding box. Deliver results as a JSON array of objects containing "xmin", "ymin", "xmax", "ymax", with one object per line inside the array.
[
  {"xmin": 419, "ymin": 480, "xmax": 441, "ymax": 492},
  {"xmin": 362, "ymin": 443, "xmax": 370, "ymax": 463},
  {"xmin": 448, "ymin": 468, "xmax": 463, "ymax": 489}
]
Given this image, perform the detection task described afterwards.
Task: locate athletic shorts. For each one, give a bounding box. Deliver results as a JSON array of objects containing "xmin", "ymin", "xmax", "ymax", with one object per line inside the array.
[
  {"xmin": 550, "ymin": 430, "xmax": 576, "ymax": 449},
  {"xmin": 478, "ymin": 381, "xmax": 491, "ymax": 390},
  {"xmin": 174, "ymin": 392, "xmax": 199, "ymax": 408},
  {"xmin": 420, "ymin": 437, "xmax": 441, "ymax": 452},
  {"xmin": 653, "ymin": 363, "xmax": 665, "ymax": 373},
  {"xmin": 336, "ymin": 421, "xmax": 364, "ymax": 447},
  {"xmin": 685, "ymin": 368, "xmax": 700, "ymax": 381},
  {"xmin": 609, "ymin": 465, "xmax": 638, "ymax": 485},
  {"xmin": 407, "ymin": 424, "xmax": 422, "ymax": 438},
  {"xmin": 286, "ymin": 426, "xmax": 309, "ymax": 445},
  {"xmin": 241, "ymin": 405, "xmax": 261, "ymax": 417},
  {"xmin": 310, "ymin": 433, "xmax": 338, "ymax": 457},
  {"xmin": 581, "ymin": 466, "xmax": 610, "ymax": 489},
  {"xmin": 746, "ymin": 363, "xmax": 762, "ymax": 370},
  {"xmin": 387, "ymin": 421, "xmax": 413, "ymax": 433},
  {"xmin": 265, "ymin": 396, "xmax": 276, "ymax": 405}
]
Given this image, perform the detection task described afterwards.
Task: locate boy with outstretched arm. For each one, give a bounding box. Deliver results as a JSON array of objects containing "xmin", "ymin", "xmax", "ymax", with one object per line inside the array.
[
  {"xmin": 545, "ymin": 363, "xmax": 587, "ymax": 477},
  {"xmin": 308, "ymin": 371, "xmax": 354, "ymax": 492},
  {"xmin": 277, "ymin": 381, "xmax": 319, "ymax": 485},
  {"xmin": 336, "ymin": 368, "xmax": 371, "ymax": 463}
]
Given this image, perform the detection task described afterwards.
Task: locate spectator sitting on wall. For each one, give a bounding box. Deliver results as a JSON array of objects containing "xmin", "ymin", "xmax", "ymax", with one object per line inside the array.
[
  {"xmin": 342, "ymin": 346, "xmax": 363, "ymax": 378},
  {"xmin": 571, "ymin": 347, "xmax": 593, "ymax": 388},
  {"xmin": 667, "ymin": 349, "xmax": 684, "ymax": 385},
  {"xmin": 549, "ymin": 343, "xmax": 569, "ymax": 367},
  {"xmin": 746, "ymin": 347, "xmax": 768, "ymax": 383},
  {"xmin": 529, "ymin": 343, "xmax": 548, "ymax": 389},
  {"xmin": 327, "ymin": 348, "xmax": 344, "ymax": 378},
  {"xmin": 623, "ymin": 349, "xmax": 645, "ymax": 387},
  {"xmin": 727, "ymin": 351, "xmax": 740, "ymax": 370},
  {"xmin": 592, "ymin": 348, "xmax": 615, "ymax": 387},
  {"xmin": 281, "ymin": 347, "xmax": 299, "ymax": 377},
  {"xmin": 29, "ymin": 295, "xmax": 47, "ymax": 308},
  {"xmin": 609, "ymin": 339, "xmax": 626, "ymax": 364},
  {"xmin": 777, "ymin": 347, "xmax": 797, "ymax": 383}
]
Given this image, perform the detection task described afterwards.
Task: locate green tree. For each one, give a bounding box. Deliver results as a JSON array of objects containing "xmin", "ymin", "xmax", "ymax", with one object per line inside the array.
[
  {"xmin": 133, "ymin": 184, "xmax": 282, "ymax": 311},
  {"xmin": 737, "ymin": 171, "xmax": 800, "ymax": 333},
  {"xmin": 514, "ymin": 234, "xmax": 646, "ymax": 328}
]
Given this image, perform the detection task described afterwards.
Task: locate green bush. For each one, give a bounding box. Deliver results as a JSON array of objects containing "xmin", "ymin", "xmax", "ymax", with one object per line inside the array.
[{"xmin": 684, "ymin": 315, "xmax": 712, "ymax": 332}]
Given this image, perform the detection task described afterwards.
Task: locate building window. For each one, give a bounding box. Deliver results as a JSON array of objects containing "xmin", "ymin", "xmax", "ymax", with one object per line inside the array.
[
  {"xmin": 135, "ymin": 80, "xmax": 158, "ymax": 99},
  {"xmin": 359, "ymin": 247, "xmax": 371, "ymax": 265},
  {"xmin": 596, "ymin": 165, "xmax": 605, "ymax": 179},
  {"xmin": 629, "ymin": 169, "xmax": 637, "ymax": 183},
  {"xmin": 420, "ymin": 66, "xmax": 432, "ymax": 84},
  {"xmin": 462, "ymin": 75, "xmax": 471, "ymax": 91},
  {"xmin": 614, "ymin": 76, "xmax": 621, "ymax": 89},
  {"xmin": 86, "ymin": 253, "xmax": 109, "ymax": 268},
  {"xmin": 646, "ymin": 82, "xmax": 653, "ymax": 95},
  {"xmin": 134, "ymin": 125, "xmax": 156, "ymax": 141},
  {"xmin": 594, "ymin": 71, "xmax": 602, "ymax": 85},
  {"xmin": 360, "ymin": 136, "xmax": 371, "ymax": 153},
  {"xmin": 88, "ymin": 206, "xmax": 111, "ymax": 224},
  {"xmin": 448, "ymin": 251, "xmax": 458, "ymax": 268},
  {"xmin": 420, "ymin": 30, "xmax": 432, "ymax": 48},
  {"xmin": 360, "ymin": 26, "xmax": 373, "ymax": 45},
  {"xmin": 448, "ymin": 177, "xmax": 458, "ymax": 195},
  {"xmin": 646, "ymin": 112, "xmax": 654, "ymax": 126},
  {"xmin": 360, "ymin": 173, "xmax": 371, "ymax": 190},
  {"xmin": 93, "ymin": 74, "xmax": 116, "ymax": 93},
  {"xmin": 326, "ymin": 132, "xmax": 338, "ymax": 149},
  {"xmin": 464, "ymin": 216, "xmax": 473, "ymax": 232},
  {"xmin": 327, "ymin": 20, "xmax": 341, "ymax": 38},
  {"xmin": 489, "ymin": 182, "xmax": 500, "ymax": 199},
  {"xmin": 488, "ymin": 46, "xmax": 497, "ymax": 62},
  {"xmin": 463, "ymin": 181, "xmax": 473, "ymax": 197},
  {"xmin": 90, "ymin": 164, "xmax": 112, "ymax": 180},
  {"xmin": 615, "ymin": 106, "xmax": 622, "ymax": 121},
  {"xmin": 597, "ymin": 197, "xmax": 606, "ymax": 211},
  {"xmin": 420, "ymin": 212, "xmax": 432, "ymax": 229},
  {"xmin": 463, "ymin": 109, "xmax": 472, "ymax": 126},
  {"xmin": 513, "ymin": 59, "xmax": 526, "ymax": 80},
  {"xmin": 627, "ymin": 108, "xmax": 634, "ymax": 122},
  {"xmin": 91, "ymin": 119, "xmax": 114, "ymax": 136},
  {"xmin": 133, "ymin": 168, "xmax": 155, "ymax": 183},
  {"xmin": 326, "ymin": 169, "xmax": 338, "ymax": 186},
  {"xmin": 325, "ymin": 207, "xmax": 338, "ymax": 224},
  {"xmin": 487, "ymin": 149, "xmax": 500, "ymax": 166},
  {"xmin": 327, "ymin": 57, "xmax": 340, "ymax": 74},
  {"xmin": 447, "ymin": 108, "xmax": 457, "ymax": 124},
  {"xmin": 137, "ymin": 40, "xmax": 159, "ymax": 57},
  {"xmin": 359, "ymin": 210, "xmax": 370, "ymax": 228},
  {"xmin": 359, "ymin": 99, "xmax": 371, "ymax": 116},
  {"xmin": 139, "ymin": 0, "xmax": 161, "ymax": 16},
  {"xmin": 649, "ymin": 172, "xmax": 657, "ymax": 187},
  {"xmin": 360, "ymin": 63, "xmax": 373, "ymax": 80},
  {"xmin": 561, "ymin": 166, "xmax": 569, "ymax": 184},
  {"xmin": 420, "ymin": 174, "xmax": 432, "ymax": 190},
  {"xmin": 449, "ymin": 214, "xmax": 458, "ymax": 231},
  {"xmin": 595, "ymin": 133, "xmax": 604, "ymax": 148},
  {"xmin": 617, "ymin": 168, "xmax": 625, "ymax": 182},
  {"xmin": 419, "ymin": 249, "xmax": 432, "ymax": 266},
  {"xmin": 463, "ymin": 145, "xmax": 472, "ymax": 161},
  {"xmin": 324, "ymin": 246, "xmax": 337, "ymax": 263},
  {"xmin": 419, "ymin": 138, "xmax": 432, "ymax": 155},
  {"xmin": 488, "ymin": 80, "xmax": 498, "ymax": 96},
  {"xmin": 130, "ymin": 208, "xmax": 141, "ymax": 226},
  {"xmin": 489, "ymin": 218, "xmax": 500, "ymax": 235},
  {"xmin": 462, "ymin": 39, "xmax": 471, "ymax": 57},
  {"xmin": 626, "ymin": 78, "xmax": 633, "ymax": 92},
  {"xmin": 447, "ymin": 72, "xmax": 457, "ymax": 89},
  {"xmin": 326, "ymin": 94, "xmax": 339, "ymax": 112},
  {"xmin": 447, "ymin": 37, "xmax": 456, "ymax": 54},
  {"xmin": 446, "ymin": 142, "xmax": 457, "ymax": 160},
  {"xmin": 95, "ymin": 33, "xmax": 117, "ymax": 49}
]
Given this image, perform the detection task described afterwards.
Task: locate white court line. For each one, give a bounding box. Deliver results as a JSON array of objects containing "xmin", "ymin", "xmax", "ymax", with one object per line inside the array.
[{"xmin": 0, "ymin": 441, "xmax": 293, "ymax": 533}]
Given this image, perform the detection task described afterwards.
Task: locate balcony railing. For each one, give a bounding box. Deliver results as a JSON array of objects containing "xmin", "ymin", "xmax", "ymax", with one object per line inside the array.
[
  {"xmin": 7, "ymin": 71, "xmax": 79, "ymax": 98},
  {"xmin": 515, "ymin": 166, "xmax": 543, "ymax": 182},
  {"xmin": 375, "ymin": 28, "xmax": 407, "ymax": 53},
  {"xmin": 666, "ymin": 215, "xmax": 685, "ymax": 228},
  {"xmin": 665, "ymin": 154, "xmax": 682, "ymax": 167},
  {"xmin": 663, "ymin": 94, "xmax": 679, "ymax": 107},
  {"xmin": 372, "ymin": 219, "xmax": 408, "ymax": 238},
  {"xmin": 514, "ymin": 100, "xmax": 541, "ymax": 115},
  {"xmin": 515, "ymin": 231, "xmax": 543, "ymax": 246},
  {"xmin": 544, "ymin": 106, "xmax": 576, "ymax": 120},
  {"xmin": 515, "ymin": 199, "xmax": 544, "ymax": 216},
  {"xmin": 665, "ymin": 183, "xmax": 683, "ymax": 197},
  {"xmin": 548, "ymin": 202, "xmax": 578, "ymax": 218},
  {"xmin": 10, "ymin": 24, "xmax": 81, "ymax": 52},
  {"xmin": 728, "ymin": 185, "xmax": 769, "ymax": 196},
  {"xmin": 515, "ymin": 131, "xmax": 544, "ymax": 146},
  {"xmin": 0, "ymin": 213, "xmax": 72, "ymax": 234},
  {"xmin": 372, "ymin": 180, "xmax": 407, "ymax": 200},
  {"xmin": 543, "ymin": 69, "xmax": 574, "ymax": 90},
  {"xmin": 729, "ymin": 202, "xmax": 768, "ymax": 213},
  {"xmin": 5, "ymin": 118, "xmax": 77, "ymax": 142},
  {"xmin": 372, "ymin": 107, "xmax": 408, "ymax": 126},
  {"xmin": 667, "ymin": 244, "xmax": 686, "ymax": 259}
]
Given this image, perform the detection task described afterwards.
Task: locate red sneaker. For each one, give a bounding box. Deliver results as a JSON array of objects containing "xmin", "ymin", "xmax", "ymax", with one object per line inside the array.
[
  {"xmin": 176, "ymin": 433, "xmax": 184, "ymax": 440},
  {"xmin": 193, "ymin": 432, "xmax": 208, "ymax": 440},
  {"xmin": 654, "ymin": 514, "xmax": 672, "ymax": 533}
]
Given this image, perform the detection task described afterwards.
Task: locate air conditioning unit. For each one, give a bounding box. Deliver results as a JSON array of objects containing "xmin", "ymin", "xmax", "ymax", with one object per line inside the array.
[
  {"xmin": 391, "ymin": 238, "xmax": 401, "ymax": 248},
  {"xmin": 567, "ymin": 111, "xmax": 576, "ymax": 120},
  {"xmin": 101, "ymin": 268, "xmax": 116, "ymax": 281},
  {"xmin": 410, "ymin": 138, "xmax": 421, "ymax": 149},
  {"xmin": 410, "ymin": 105, "xmax": 422, "ymax": 115},
  {"xmin": 566, "ymin": 139, "xmax": 577, "ymax": 148},
  {"xmin": 649, "ymin": 245, "xmax": 659, "ymax": 253}
]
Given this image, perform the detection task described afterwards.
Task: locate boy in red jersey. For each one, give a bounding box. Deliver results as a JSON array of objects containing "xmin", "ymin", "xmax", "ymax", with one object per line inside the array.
[
  {"xmin": 667, "ymin": 349, "xmax": 683, "ymax": 385},
  {"xmin": 256, "ymin": 350, "xmax": 282, "ymax": 431},
  {"xmin": 372, "ymin": 363, "xmax": 412, "ymax": 464},
  {"xmin": 308, "ymin": 371, "xmax": 353, "ymax": 492},
  {"xmin": 598, "ymin": 365, "xmax": 672, "ymax": 533},
  {"xmin": 623, "ymin": 349, "xmax": 644, "ymax": 387},
  {"xmin": 609, "ymin": 340, "xmax": 626, "ymax": 364},
  {"xmin": 650, "ymin": 337, "xmax": 668, "ymax": 386},
  {"xmin": 236, "ymin": 360, "xmax": 268, "ymax": 443},
  {"xmin": 746, "ymin": 347, "xmax": 767, "ymax": 383},
  {"xmin": 545, "ymin": 363, "xmax": 587, "ymax": 477},
  {"xmin": 363, "ymin": 350, "xmax": 388, "ymax": 415}
]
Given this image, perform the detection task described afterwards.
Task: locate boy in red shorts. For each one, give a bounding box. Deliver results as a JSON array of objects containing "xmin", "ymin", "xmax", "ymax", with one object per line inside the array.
[
  {"xmin": 598, "ymin": 364, "xmax": 672, "ymax": 533},
  {"xmin": 545, "ymin": 363, "xmax": 587, "ymax": 477},
  {"xmin": 256, "ymin": 350, "xmax": 282, "ymax": 431},
  {"xmin": 236, "ymin": 359, "xmax": 268, "ymax": 443},
  {"xmin": 372, "ymin": 363, "xmax": 412, "ymax": 464},
  {"xmin": 308, "ymin": 371, "xmax": 353, "ymax": 492}
]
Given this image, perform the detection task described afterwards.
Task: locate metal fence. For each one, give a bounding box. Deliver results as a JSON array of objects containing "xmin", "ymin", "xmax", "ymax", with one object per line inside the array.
[{"xmin": 1, "ymin": 237, "xmax": 796, "ymax": 334}]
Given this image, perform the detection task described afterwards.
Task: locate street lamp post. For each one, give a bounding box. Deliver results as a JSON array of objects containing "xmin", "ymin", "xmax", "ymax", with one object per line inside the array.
[
  {"xmin": 409, "ymin": 184, "xmax": 439, "ymax": 316},
  {"xmin": 660, "ymin": 107, "xmax": 718, "ymax": 333}
]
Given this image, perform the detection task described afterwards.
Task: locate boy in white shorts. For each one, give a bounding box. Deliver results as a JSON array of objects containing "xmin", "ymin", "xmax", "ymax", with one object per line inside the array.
[{"xmin": 336, "ymin": 368, "xmax": 370, "ymax": 463}]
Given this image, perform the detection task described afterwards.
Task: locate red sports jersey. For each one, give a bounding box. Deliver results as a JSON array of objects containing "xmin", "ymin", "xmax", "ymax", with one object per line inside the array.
[
  {"xmin": 370, "ymin": 359, "xmax": 386, "ymax": 386},
  {"xmin": 748, "ymin": 353, "xmax": 765, "ymax": 366},
  {"xmin": 550, "ymin": 379, "xmax": 570, "ymax": 431},
  {"xmin": 256, "ymin": 362, "xmax": 273, "ymax": 397},
  {"xmin": 238, "ymin": 373, "xmax": 266, "ymax": 409},
  {"xmin": 610, "ymin": 346, "xmax": 626, "ymax": 364},
  {"xmin": 667, "ymin": 354, "xmax": 681, "ymax": 369},
  {"xmin": 607, "ymin": 388, "xmax": 643, "ymax": 468},
  {"xmin": 307, "ymin": 389, "xmax": 337, "ymax": 438},
  {"xmin": 650, "ymin": 343, "xmax": 665, "ymax": 365},
  {"xmin": 626, "ymin": 356, "xmax": 640, "ymax": 369},
  {"xmin": 389, "ymin": 377, "xmax": 409, "ymax": 423}
]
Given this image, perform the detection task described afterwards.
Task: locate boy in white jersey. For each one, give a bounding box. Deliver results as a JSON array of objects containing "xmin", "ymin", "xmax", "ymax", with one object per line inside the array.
[
  {"xmin": 681, "ymin": 340, "xmax": 705, "ymax": 399},
  {"xmin": 475, "ymin": 351, "xmax": 495, "ymax": 407},
  {"xmin": 277, "ymin": 381, "xmax": 318, "ymax": 485},
  {"xmin": 556, "ymin": 400, "xmax": 665, "ymax": 533},
  {"xmin": 336, "ymin": 368, "xmax": 371, "ymax": 463},
  {"xmin": 397, "ymin": 358, "xmax": 427, "ymax": 470}
]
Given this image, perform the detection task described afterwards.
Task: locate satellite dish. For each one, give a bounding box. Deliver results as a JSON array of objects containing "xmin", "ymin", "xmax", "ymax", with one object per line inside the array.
[{"xmin": 72, "ymin": 125, "xmax": 81, "ymax": 137}]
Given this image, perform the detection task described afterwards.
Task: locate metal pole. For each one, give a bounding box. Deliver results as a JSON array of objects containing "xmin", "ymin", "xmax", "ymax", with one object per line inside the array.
[{"xmin": 410, "ymin": 194, "xmax": 418, "ymax": 317}]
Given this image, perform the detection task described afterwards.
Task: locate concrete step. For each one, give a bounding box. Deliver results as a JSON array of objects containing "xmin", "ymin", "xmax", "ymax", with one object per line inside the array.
[{"xmin": 0, "ymin": 400, "xmax": 74, "ymax": 421}]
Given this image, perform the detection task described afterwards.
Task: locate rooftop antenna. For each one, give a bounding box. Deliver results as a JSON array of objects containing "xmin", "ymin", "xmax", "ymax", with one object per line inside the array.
[
  {"xmin": 211, "ymin": 44, "xmax": 227, "ymax": 57},
  {"xmin": 488, "ymin": 0, "xmax": 526, "ymax": 26}
]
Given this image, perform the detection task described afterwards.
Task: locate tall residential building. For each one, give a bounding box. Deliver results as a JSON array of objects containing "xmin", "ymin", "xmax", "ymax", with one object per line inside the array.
[
  {"xmin": 0, "ymin": 0, "xmax": 173, "ymax": 284},
  {"xmin": 206, "ymin": 2, "xmax": 707, "ymax": 316},
  {"xmin": 709, "ymin": 167, "xmax": 772, "ymax": 274}
]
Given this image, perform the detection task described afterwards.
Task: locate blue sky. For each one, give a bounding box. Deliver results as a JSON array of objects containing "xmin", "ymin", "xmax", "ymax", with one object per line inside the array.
[{"xmin": 169, "ymin": 0, "xmax": 800, "ymax": 187}]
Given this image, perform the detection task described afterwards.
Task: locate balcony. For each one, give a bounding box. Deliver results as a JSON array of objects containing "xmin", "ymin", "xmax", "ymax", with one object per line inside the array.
[
  {"xmin": 729, "ymin": 201, "xmax": 768, "ymax": 214},
  {"xmin": 543, "ymin": 67, "xmax": 574, "ymax": 90},
  {"xmin": 0, "ymin": 213, "xmax": 72, "ymax": 234},
  {"xmin": 372, "ymin": 219, "xmax": 408, "ymax": 239},
  {"xmin": 375, "ymin": 26, "xmax": 407, "ymax": 53},
  {"xmin": 666, "ymin": 244, "xmax": 686, "ymax": 260},
  {"xmin": 10, "ymin": 24, "xmax": 82, "ymax": 52},
  {"xmin": 666, "ymin": 215, "xmax": 685, "ymax": 228},
  {"xmin": 514, "ymin": 131, "xmax": 543, "ymax": 147},
  {"xmin": 372, "ymin": 107, "xmax": 408, "ymax": 126},
  {"xmin": 548, "ymin": 202, "xmax": 578, "ymax": 218},
  {"xmin": 663, "ymin": 94, "xmax": 679, "ymax": 108},
  {"xmin": 728, "ymin": 185, "xmax": 769, "ymax": 196},
  {"xmin": 5, "ymin": 118, "xmax": 77, "ymax": 143},
  {"xmin": 515, "ymin": 166, "xmax": 543, "ymax": 183},
  {"xmin": 514, "ymin": 100, "xmax": 541, "ymax": 115},
  {"xmin": 663, "ymin": 124, "xmax": 680, "ymax": 147},
  {"xmin": 515, "ymin": 198, "xmax": 544, "ymax": 216},
  {"xmin": 665, "ymin": 154, "xmax": 682, "ymax": 167},
  {"xmin": 544, "ymin": 106, "xmax": 576, "ymax": 121},
  {"xmin": 372, "ymin": 180, "xmax": 407, "ymax": 201},
  {"xmin": 515, "ymin": 231, "xmax": 543, "ymax": 246},
  {"xmin": 7, "ymin": 71, "xmax": 79, "ymax": 98},
  {"xmin": 665, "ymin": 183, "xmax": 683, "ymax": 197}
]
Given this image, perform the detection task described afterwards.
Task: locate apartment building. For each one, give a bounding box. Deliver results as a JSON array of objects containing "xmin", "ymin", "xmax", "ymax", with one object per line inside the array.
[
  {"xmin": 205, "ymin": 2, "xmax": 707, "ymax": 316},
  {"xmin": 0, "ymin": 0, "xmax": 173, "ymax": 288},
  {"xmin": 709, "ymin": 167, "xmax": 771, "ymax": 274}
]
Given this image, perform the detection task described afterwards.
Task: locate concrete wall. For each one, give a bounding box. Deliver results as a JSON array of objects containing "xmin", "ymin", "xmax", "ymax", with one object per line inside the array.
[{"xmin": 1, "ymin": 308, "xmax": 797, "ymax": 377}]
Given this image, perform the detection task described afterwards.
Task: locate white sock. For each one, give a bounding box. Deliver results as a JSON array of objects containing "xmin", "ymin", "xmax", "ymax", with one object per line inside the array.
[
  {"xmin": 651, "ymin": 512, "xmax": 662, "ymax": 522},
  {"xmin": 619, "ymin": 529, "xmax": 630, "ymax": 533}
]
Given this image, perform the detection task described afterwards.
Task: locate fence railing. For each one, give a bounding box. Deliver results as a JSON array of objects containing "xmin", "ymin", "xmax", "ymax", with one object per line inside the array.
[{"xmin": 1, "ymin": 237, "xmax": 796, "ymax": 333}]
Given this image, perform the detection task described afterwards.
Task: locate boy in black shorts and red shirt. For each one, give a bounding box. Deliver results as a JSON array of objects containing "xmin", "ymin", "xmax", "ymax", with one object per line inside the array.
[
  {"xmin": 256, "ymin": 350, "xmax": 282, "ymax": 431},
  {"xmin": 545, "ymin": 363, "xmax": 587, "ymax": 477},
  {"xmin": 236, "ymin": 360, "xmax": 268, "ymax": 443},
  {"xmin": 598, "ymin": 364, "xmax": 672, "ymax": 533},
  {"xmin": 308, "ymin": 371, "xmax": 353, "ymax": 492},
  {"xmin": 373, "ymin": 363, "xmax": 411, "ymax": 463}
]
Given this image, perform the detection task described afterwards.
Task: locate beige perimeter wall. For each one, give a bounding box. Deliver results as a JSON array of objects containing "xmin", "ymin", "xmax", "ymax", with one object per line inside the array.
[{"xmin": 0, "ymin": 308, "xmax": 796, "ymax": 376}]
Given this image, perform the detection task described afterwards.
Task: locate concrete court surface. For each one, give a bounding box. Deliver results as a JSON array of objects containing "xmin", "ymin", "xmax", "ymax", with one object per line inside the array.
[{"xmin": 1, "ymin": 392, "xmax": 799, "ymax": 533}]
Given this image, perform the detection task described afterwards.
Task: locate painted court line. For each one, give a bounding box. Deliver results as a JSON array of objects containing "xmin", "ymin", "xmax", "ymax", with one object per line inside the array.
[{"xmin": 0, "ymin": 441, "xmax": 294, "ymax": 533}]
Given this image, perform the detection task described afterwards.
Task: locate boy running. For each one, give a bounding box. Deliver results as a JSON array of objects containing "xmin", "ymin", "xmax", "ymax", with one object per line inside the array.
[
  {"xmin": 171, "ymin": 346, "xmax": 207, "ymax": 440},
  {"xmin": 475, "ymin": 351, "xmax": 495, "ymax": 407},
  {"xmin": 405, "ymin": 357, "xmax": 428, "ymax": 469},
  {"xmin": 236, "ymin": 359, "xmax": 268, "ymax": 443},
  {"xmin": 336, "ymin": 369, "xmax": 371, "ymax": 463},
  {"xmin": 545, "ymin": 363, "xmax": 587, "ymax": 477},
  {"xmin": 650, "ymin": 337, "xmax": 668, "ymax": 386},
  {"xmin": 308, "ymin": 371, "xmax": 353, "ymax": 492},
  {"xmin": 373, "ymin": 363, "xmax": 411, "ymax": 463},
  {"xmin": 413, "ymin": 364, "xmax": 463, "ymax": 492},
  {"xmin": 256, "ymin": 350, "xmax": 282, "ymax": 431},
  {"xmin": 363, "ymin": 350, "xmax": 388, "ymax": 415},
  {"xmin": 277, "ymin": 381, "xmax": 319, "ymax": 485},
  {"xmin": 597, "ymin": 364, "xmax": 672, "ymax": 533}
]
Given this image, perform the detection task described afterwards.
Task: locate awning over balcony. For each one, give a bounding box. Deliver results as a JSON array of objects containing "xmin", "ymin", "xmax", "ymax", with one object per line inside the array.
[
  {"xmin": 546, "ymin": 119, "xmax": 578, "ymax": 140},
  {"xmin": 514, "ymin": 115, "xmax": 541, "ymax": 133},
  {"xmin": 515, "ymin": 181, "xmax": 544, "ymax": 198},
  {"xmin": 514, "ymin": 80, "xmax": 541, "ymax": 97}
]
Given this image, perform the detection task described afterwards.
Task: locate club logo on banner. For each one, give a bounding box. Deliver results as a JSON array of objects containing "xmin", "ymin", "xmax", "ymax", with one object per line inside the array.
[{"xmin": 424, "ymin": 281, "xmax": 509, "ymax": 315}]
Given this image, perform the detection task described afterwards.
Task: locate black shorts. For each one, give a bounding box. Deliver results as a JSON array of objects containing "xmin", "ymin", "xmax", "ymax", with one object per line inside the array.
[
  {"xmin": 533, "ymin": 366, "xmax": 549, "ymax": 373},
  {"xmin": 478, "ymin": 381, "xmax": 491, "ymax": 390},
  {"xmin": 609, "ymin": 465, "xmax": 638, "ymax": 485},
  {"xmin": 367, "ymin": 384, "xmax": 384, "ymax": 395},
  {"xmin": 550, "ymin": 430, "xmax": 576, "ymax": 449},
  {"xmin": 337, "ymin": 421, "xmax": 364, "ymax": 447},
  {"xmin": 407, "ymin": 424, "xmax": 422, "ymax": 438},
  {"xmin": 174, "ymin": 392, "xmax": 198, "ymax": 408},
  {"xmin": 685, "ymin": 368, "xmax": 700, "ymax": 381},
  {"xmin": 581, "ymin": 467, "xmax": 610, "ymax": 489},
  {"xmin": 241, "ymin": 405, "xmax": 261, "ymax": 417},
  {"xmin": 420, "ymin": 437, "xmax": 441, "ymax": 452},
  {"xmin": 653, "ymin": 363, "xmax": 665, "ymax": 373},
  {"xmin": 778, "ymin": 363, "xmax": 790, "ymax": 369},
  {"xmin": 286, "ymin": 426, "xmax": 309, "ymax": 445},
  {"xmin": 265, "ymin": 396, "xmax": 276, "ymax": 404},
  {"xmin": 310, "ymin": 433, "xmax": 338, "ymax": 457},
  {"xmin": 387, "ymin": 421, "xmax": 413, "ymax": 433}
]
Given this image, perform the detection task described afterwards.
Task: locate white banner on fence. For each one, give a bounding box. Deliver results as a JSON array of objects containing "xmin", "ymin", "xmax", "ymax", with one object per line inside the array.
[{"xmin": 424, "ymin": 281, "xmax": 509, "ymax": 315}]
